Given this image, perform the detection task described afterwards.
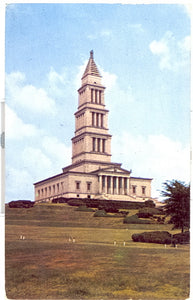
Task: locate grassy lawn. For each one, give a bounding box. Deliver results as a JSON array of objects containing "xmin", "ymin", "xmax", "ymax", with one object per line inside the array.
[{"xmin": 5, "ymin": 203, "xmax": 190, "ymax": 299}]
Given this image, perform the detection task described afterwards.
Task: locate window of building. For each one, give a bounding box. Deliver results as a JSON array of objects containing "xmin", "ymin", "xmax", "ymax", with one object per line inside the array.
[
  {"xmin": 142, "ymin": 186, "xmax": 146, "ymax": 195},
  {"xmin": 57, "ymin": 183, "xmax": 59, "ymax": 193},
  {"xmin": 95, "ymin": 90, "xmax": 98, "ymax": 103},
  {"xmin": 97, "ymin": 138, "xmax": 101, "ymax": 152},
  {"xmin": 87, "ymin": 182, "xmax": 91, "ymax": 191},
  {"xmin": 91, "ymin": 89, "xmax": 93, "ymax": 102},
  {"xmin": 92, "ymin": 137, "xmax": 96, "ymax": 151},
  {"xmin": 132, "ymin": 185, "xmax": 136, "ymax": 194},
  {"xmin": 101, "ymin": 114, "xmax": 103, "ymax": 127},
  {"xmin": 102, "ymin": 139, "xmax": 105, "ymax": 153},
  {"xmin": 53, "ymin": 185, "xmax": 55, "ymax": 194},
  {"xmin": 76, "ymin": 181, "xmax": 80, "ymax": 190},
  {"xmin": 49, "ymin": 186, "xmax": 51, "ymax": 195},
  {"xmin": 92, "ymin": 112, "xmax": 95, "ymax": 126},
  {"xmin": 99, "ymin": 91, "xmax": 102, "ymax": 104},
  {"xmin": 96, "ymin": 113, "xmax": 99, "ymax": 127}
]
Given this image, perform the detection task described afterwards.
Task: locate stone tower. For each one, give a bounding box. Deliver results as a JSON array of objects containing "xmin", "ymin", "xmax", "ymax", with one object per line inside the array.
[
  {"xmin": 34, "ymin": 51, "xmax": 153, "ymax": 203},
  {"xmin": 71, "ymin": 50, "xmax": 112, "ymax": 165}
]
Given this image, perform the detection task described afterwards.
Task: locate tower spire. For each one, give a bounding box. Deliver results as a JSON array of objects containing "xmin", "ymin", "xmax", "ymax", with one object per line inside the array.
[
  {"xmin": 90, "ymin": 50, "xmax": 94, "ymax": 59},
  {"xmin": 82, "ymin": 50, "xmax": 101, "ymax": 79}
]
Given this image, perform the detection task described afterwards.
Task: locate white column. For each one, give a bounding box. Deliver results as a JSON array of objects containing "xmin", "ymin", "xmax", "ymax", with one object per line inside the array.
[
  {"xmin": 115, "ymin": 177, "xmax": 118, "ymax": 194},
  {"xmin": 110, "ymin": 176, "xmax": 113, "ymax": 194},
  {"xmin": 105, "ymin": 176, "xmax": 108, "ymax": 194},
  {"xmin": 99, "ymin": 176, "xmax": 102, "ymax": 194}
]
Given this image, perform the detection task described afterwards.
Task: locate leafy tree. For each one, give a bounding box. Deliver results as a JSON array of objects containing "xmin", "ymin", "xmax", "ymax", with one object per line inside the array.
[{"xmin": 161, "ymin": 180, "xmax": 190, "ymax": 232}]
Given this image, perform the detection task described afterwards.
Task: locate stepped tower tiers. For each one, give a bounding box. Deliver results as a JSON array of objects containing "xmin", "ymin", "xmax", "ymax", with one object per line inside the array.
[
  {"xmin": 72, "ymin": 50, "xmax": 112, "ymax": 164},
  {"xmin": 34, "ymin": 51, "xmax": 153, "ymax": 204}
]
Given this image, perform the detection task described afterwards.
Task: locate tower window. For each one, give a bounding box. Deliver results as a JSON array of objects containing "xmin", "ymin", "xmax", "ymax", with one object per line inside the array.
[
  {"xmin": 92, "ymin": 137, "xmax": 96, "ymax": 151},
  {"xmin": 96, "ymin": 113, "xmax": 99, "ymax": 127},
  {"xmin": 95, "ymin": 90, "xmax": 98, "ymax": 103},
  {"xmin": 91, "ymin": 89, "xmax": 93, "ymax": 102},
  {"xmin": 101, "ymin": 114, "xmax": 103, "ymax": 127},
  {"xmin": 99, "ymin": 91, "xmax": 102, "ymax": 104},
  {"xmin": 97, "ymin": 138, "xmax": 101, "ymax": 152},
  {"xmin": 102, "ymin": 139, "xmax": 105, "ymax": 153},
  {"xmin": 92, "ymin": 112, "xmax": 95, "ymax": 126}
]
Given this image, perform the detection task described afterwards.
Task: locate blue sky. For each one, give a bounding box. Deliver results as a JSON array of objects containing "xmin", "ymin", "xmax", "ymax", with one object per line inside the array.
[{"xmin": 5, "ymin": 3, "xmax": 190, "ymax": 202}]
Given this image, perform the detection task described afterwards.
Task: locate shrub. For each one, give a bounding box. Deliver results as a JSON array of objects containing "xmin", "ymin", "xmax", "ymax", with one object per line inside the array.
[
  {"xmin": 172, "ymin": 231, "xmax": 190, "ymax": 244},
  {"xmin": 75, "ymin": 206, "xmax": 95, "ymax": 212},
  {"xmin": 8, "ymin": 200, "xmax": 34, "ymax": 208},
  {"xmin": 144, "ymin": 200, "xmax": 155, "ymax": 207},
  {"xmin": 137, "ymin": 212, "xmax": 153, "ymax": 218},
  {"xmin": 52, "ymin": 197, "xmax": 67, "ymax": 203},
  {"xmin": 67, "ymin": 199, "xmax": 84, "ymax": 207},
  {"xmin": 123, "ymin": 214, "xmax": 152, "ymax": 224},
  {"xmin": 132, "ymin": 231, "xmax": 172, "ymax": 244},
  {"xmin": 98, "ymin": 204, "xmax": 119, "ymax": 213},
  {"xmin": 93, "ymin": 209, "xmax": 107, "ymax": 217},
  {"xmin": 137, "ymin": 207, "xmax": 165, "ymax": 218}
]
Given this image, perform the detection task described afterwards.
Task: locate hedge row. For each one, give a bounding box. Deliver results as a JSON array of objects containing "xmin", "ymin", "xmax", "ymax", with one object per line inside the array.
[
  {"xmin": 8, "ymin": 200, "xmax": 35, "ymax": 208},
  {"xmin": 132, "ymin": 231, "xmax": 172, "ymax": 244},
  {"xmin": 66, "ymin": 198, "xmax": 155, "ymax": 210},
  {"xmin": 132, "ymin": 231, "xmax": 190, "ymax": 244}
]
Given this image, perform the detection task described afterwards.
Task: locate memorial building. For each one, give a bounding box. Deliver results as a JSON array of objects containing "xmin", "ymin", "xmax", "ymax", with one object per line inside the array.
[{"xmin": 34, "ymin": 51, "xmax": 153, "ymax": 203}]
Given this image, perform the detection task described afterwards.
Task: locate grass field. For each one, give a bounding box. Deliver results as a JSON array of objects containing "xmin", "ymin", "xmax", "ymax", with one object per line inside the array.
[{"xmin": 5, "ymin": 203, "xmax": 190, "ymax": 299}]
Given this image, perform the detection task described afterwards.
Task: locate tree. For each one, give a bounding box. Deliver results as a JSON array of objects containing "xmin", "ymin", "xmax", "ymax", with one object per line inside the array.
[{"xmin": 161, "ymin": 180, "xmax": 190, "ymax": 233}]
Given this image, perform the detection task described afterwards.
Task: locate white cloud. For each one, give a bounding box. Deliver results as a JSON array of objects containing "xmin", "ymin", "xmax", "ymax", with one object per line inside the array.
[
  {"xmin": 46, "ymin": 67, "xmax": 68, "ymax": 97},
  {"xmin": 6, "ymin": 72, "xmax": 57, "ymax": 115},
  {"xmin": 5, "ymin": 104, "xmax": 38, "ymax": 140},
  {"xmin": 149, "ymin": 31, "xmax": 190, "ymax": 71},
  {"xmin": 112, "ymin": 132, "xmax": 190, "ymax": 199},
  {"xmin": 22, "ymin": 146, "xmax": 53, "ymax": 180},
  {"xmin": 181, "ymin": 4, "xmax": 192, "ymax": 18},
  {"xmin": 42, "ymin": 136, "xmax": 71, "ymax": 167},
  {"xmin": 101, "ymin": 69, "xmax": 117, "ymax": 90},
  {"xmin": 6, "ymin": 166, "xmax": 34, "ymax": 201}
]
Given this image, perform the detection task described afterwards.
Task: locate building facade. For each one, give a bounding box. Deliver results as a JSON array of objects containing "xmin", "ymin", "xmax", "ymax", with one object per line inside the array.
[{"xmin": 34, "ymin": 51, "xmax": 153, "ymax": 203}]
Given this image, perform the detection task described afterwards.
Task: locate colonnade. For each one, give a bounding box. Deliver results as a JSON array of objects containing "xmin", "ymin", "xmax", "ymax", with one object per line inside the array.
[
  {"xmin": 99, "ymin": 175, "xmax": 129, "ymax": 195},
  {"xmin": 37, "ymin": 182, "xmax": 64, "ymax": 199}
]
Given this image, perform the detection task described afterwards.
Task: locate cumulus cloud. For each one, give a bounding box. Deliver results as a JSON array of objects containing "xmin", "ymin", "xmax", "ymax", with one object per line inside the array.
[
  {"xmin": 112, "ymin": 132, "xmax": 190, "ymax": 198},
  {"xmin": 42, "ymin": 136, "xmax": 71, "ymax": 167},
  {"xmin": 6, "ymin": 72, "xmax": 57, "ymax": 115},
  {"xmin": 5, "ymin": 104, "xmax": 38, "ymax": 140},
  {"xmin": 181, "ymin": 4, "xmax": 192, "ymax": 18},
  {"xmin": 149, "ymin": 31, "xmax": 190, "ymax": 71},
  {"xmin": 6, "ymin": 165, "xmax": 34, "ymax": 201},
  {"xmin": 46, "ymin": 67, "xmax": 69, "ymax": 98},
  {"xmin": 22, "ymin": 147, "xmax": 53, "ymax": 180}
]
